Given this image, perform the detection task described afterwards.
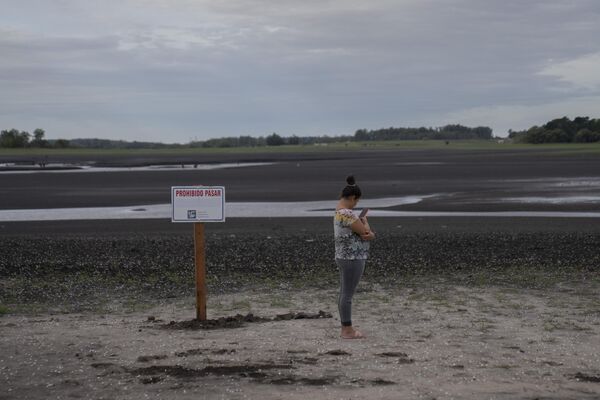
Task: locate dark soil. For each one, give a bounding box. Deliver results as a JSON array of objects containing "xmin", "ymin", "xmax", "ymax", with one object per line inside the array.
[
  {"xmin": 160, "ymin": 311, "xmax": 332, "ymax": 330},
  {"xmin": 1, "ymin": 228, "xmax": 599, "ymax": 312},
  {"xmin": 570, "ymin": 373, "xmax": 600, "ymax": 383}
]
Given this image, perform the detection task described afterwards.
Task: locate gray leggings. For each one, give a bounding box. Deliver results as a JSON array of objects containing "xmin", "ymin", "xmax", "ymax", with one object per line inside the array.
[{"xmin": 336, "ymin": 258, "xmax": 366, "ymax": 327}]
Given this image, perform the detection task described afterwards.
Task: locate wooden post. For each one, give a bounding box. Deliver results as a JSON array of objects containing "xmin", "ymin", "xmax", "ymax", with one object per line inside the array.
[{"xmin": 194, "ymin": 222, "xmax": 207, "ymax": 321}]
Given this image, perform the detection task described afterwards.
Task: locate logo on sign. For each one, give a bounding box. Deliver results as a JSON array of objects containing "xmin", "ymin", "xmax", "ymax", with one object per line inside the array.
[{"xmin": 187, "ymin": 210, "xmax": 196, "ymax": 219}]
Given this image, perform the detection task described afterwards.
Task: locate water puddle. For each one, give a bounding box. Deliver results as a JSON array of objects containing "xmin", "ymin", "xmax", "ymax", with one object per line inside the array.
[
  {"xmin": 2, "ymin": 194, "xmax": 600, "ymax": 221},
  {"xmin": 501, "ymin": 196, "xmax": 600, "ymax": 204},
  {"xmin": 0, "ymin": 162, "xmax": 274, "ymax": 174},
  {"xmin": 393, "ymin": 162, "xmax": 445, "ymax": 166}
]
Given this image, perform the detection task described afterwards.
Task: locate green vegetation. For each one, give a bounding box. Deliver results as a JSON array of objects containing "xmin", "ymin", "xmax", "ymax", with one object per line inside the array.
[
  {"xmin": 2, "ymin": 123, "xmax": 493, "ymax": 150},
  {"xmin": 355, "ymin": 124, "xmax": 492, "ymax": 141},
  {"xmin": 3, "ymin": 139, "xmax": 600, "ymax": 157},
  {"xmin": 509, "ymin": 116, "xmax": 600, "ymax": 144},
  {"xmin": 0, "ymin": 128, "xmax": 70, "ymax": 149},
  {"xmin": 4, "ymin": 117, "xmax": 600, "ymax": 152},
  {"xmin": 3, "ymin": 117, "xmax": 600, "ymax": 153},
  {"xmin": 0, "ymin": 304, "xmax": 9, "ymax": 315}
]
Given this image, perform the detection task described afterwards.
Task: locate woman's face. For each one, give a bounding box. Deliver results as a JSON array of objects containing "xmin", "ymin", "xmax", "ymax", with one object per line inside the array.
[{"xmin": 349, "ymin": 195, "xmax": 360, "ymax": 208}]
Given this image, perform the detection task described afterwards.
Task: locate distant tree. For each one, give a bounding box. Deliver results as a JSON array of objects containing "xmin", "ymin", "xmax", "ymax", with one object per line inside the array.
[
  {"xmin": 573, "ymin": 116, "xmax": 590, "ymax": 128},
  {"xmin": 0, "ymin": 129, "xmax": 16, "ymax": 147},
  {"xmin": 354, "ymin": 129, "xmax": 370, "ymax": 141},
  {"xmin": 19, "ymin": 131, "xmax": 30, "ymax": 147},
  {"xmin": 472, "ymin": 126, "xmax": 493, "ymax": 140},
  {"xmin": 547, "ymin": 128, "xmax": 570, "ymax": 143},
  {"xmin": 266, "ymin": 133, "xmax": 284, "ymax": 146},
  {"xmin": 523, "ymin": 126, "xmax": 546, "ymax": 143},
  {"xmin": 0, "ymin": 129, "xmax": 30, "ymax": 148},
  {"xmin": 30, "ymin": 128, "xmax": 49, "ymax": 148},
  {"xmin": 33, "ymin": 128, "xmax": 44, "ymax": 140},
  {"xmin": 287, "ymin": 135, "xmax": 300, "ymax": 145},
  {"xmin": 54, "ymin": 139, "xmax": 70, "ymax": 148},
  {"xmin": 201, "ymin": 137, "xmax": 239, "ymax": 148},
  {"xmin": 519, "ymin": 116, "xmax": 600, "ymax": 143},
  {"xmin": 238, "ymin": 135, "xmax": 258, "ymax": 147},
  {"xmin": 543, "ymin": 117, "xmax": 577, "ymax": 141},
  {"xmin": 574, "ymin": 129, "xmax": 600, "ymax": 143},
  {"xmin": 507, "ymin": 129, "xmax": 527, "ymax": 142}
]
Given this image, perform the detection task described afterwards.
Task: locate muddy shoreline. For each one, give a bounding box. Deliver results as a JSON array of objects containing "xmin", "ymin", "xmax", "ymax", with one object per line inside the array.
[{"xmin": 2, "ymin": 148, "xmax": 600, "ymax": 210}]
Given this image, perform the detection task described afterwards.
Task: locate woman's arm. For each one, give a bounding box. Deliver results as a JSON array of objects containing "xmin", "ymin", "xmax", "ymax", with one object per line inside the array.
[
  {"xmin": 350, "ymin": 218, "xmax": 369, "ymax": 236},
  {"xmin": 360, "ymin": 217, "xmax": 375, "ymax": 241},
  {"xmin": 360, "ymin": 217, "xmax": 371, "ymax": 231},
  {"xmin": 350, "ymin": 218, "xmax": 376, "ymax": 241}
]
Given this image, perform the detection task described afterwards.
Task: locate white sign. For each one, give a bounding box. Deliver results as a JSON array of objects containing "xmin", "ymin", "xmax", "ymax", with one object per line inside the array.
[{"xmin": 171, "ymin": 186, "xmax": 226, "ymax": 222}]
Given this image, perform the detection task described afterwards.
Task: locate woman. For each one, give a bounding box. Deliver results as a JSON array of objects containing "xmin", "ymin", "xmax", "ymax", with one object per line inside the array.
[{"xmin": 334, "ymin": 175, "xmax": 375, "ymax": 339}]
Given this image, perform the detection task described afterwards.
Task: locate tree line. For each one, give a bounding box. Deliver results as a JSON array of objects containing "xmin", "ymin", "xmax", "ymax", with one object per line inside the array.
[
  {"xmin": 193, "ymin": 124, "xmax": 494, "ymax": 147},
  {"xmin": 189, "ymin": 133, "xmax": 356, "ymax": 148},
  {"xmin": 1, "ymin": 124, "xmax": 497, "ymax": 149},
  {"xmin": 509, "ymin": 117, "xmax": 600, "ymax": 143},
  {"xmin": 354, "ymin": 124, "xmax": 493, "ymax": 141},
  {"xmin": 4, "ymin": 118, "xmax": 600, "ymax": 149},
  {"xmin": 0, "ymin": 129, "xmax": 71, "ymax": 149}
]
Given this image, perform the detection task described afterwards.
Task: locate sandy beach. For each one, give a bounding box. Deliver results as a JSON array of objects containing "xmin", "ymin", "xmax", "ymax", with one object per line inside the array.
[{"xmin": 2, "ymin": 281, "xmax": 600, "ymax": 399}]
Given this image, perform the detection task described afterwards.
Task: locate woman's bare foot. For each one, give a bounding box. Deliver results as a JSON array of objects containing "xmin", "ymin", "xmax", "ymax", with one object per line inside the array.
[{"xmin": 340, "ymin": 327, "xmax": 366, "ymax": 339}]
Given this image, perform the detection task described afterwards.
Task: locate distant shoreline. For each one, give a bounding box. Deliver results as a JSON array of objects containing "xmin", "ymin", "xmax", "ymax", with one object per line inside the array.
[{"xmin": 2, "ymin": 139, "xmax": 600, "ymax": 160}]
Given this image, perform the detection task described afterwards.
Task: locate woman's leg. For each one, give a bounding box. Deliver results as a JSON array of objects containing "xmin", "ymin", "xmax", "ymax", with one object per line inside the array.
[{"xmin": 336, "ymin": 259, "xmax": 366, "ymax": 328}]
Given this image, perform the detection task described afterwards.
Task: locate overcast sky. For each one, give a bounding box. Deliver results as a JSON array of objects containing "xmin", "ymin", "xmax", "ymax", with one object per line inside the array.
[{"xmin": 1, "ymin": 0, "xmax": 599, "ymax": 142}]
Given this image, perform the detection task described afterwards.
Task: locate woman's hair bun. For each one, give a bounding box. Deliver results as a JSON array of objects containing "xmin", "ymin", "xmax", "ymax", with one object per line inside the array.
[{"xmin": 341, "ymin": 174, "xmax": 361, "ymax": 199}]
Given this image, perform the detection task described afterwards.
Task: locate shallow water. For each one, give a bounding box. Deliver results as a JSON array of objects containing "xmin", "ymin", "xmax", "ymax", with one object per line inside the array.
[
  {"xmin": 0, "ymin": 162, "xmax": 274, "ymax": 174},
  {"xmin": 501, "ymin": 196, "xmax": 600, "ymax": 204},
  {"xmin": 2, "ymin": 195, "xmax": 600, "ymax": 222}
]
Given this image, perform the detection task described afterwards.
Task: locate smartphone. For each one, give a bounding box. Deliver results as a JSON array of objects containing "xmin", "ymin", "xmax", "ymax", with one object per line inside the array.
[{"xmin": 359, "ymin": 208, "xmax": 369, "ymax": 218}]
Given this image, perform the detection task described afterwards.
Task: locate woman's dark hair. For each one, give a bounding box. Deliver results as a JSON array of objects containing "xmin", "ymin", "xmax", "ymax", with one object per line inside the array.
[{"xmin": 340, "ymin": 175, "xmax": 362, "ymax": 199}]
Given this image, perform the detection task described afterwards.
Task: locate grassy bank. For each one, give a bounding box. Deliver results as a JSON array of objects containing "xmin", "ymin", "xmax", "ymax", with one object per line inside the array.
[{"xmin": 2, "ymin": 140, "xmax": 600, "ymax": 158}]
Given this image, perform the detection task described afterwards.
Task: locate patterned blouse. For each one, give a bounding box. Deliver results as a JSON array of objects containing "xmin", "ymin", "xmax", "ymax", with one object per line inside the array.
[{"xmin": 333, "ymin": 208, "xmax": 370, "ymax": 260}]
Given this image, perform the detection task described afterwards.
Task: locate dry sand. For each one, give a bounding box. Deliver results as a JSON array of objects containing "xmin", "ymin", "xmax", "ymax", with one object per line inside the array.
[{"xmin": 2, "ymin": 281, "xmax": 600, "ymax": 400}]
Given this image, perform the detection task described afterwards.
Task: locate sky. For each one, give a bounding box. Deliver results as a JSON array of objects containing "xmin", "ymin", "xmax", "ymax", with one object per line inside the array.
[{"xmin": 1, "ymin": 0, "xmax": 600, "ymax": 142}]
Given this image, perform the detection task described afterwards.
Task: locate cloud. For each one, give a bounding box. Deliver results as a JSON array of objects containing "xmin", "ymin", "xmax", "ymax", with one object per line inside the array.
[
  {"xmin": 440, "ymin": 95, "xmax": 600, "ymax": 136},
  {"xmin": 538, "ymin": 52, "xmax": 600, "ymax": 90},
  {"xmin": 1, "ymin": 1, "xmax": 600, "ymax": 141}
]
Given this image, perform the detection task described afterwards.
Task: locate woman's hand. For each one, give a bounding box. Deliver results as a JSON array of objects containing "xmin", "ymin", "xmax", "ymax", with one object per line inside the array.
[
  {"xmin": 350, "ymin": 216, "xmax": 373, "ymax": 238},
  {"xmin": 360, "ymin": 217, "xmax": 370, "ymax": 231},
  {"xmin": 361, "ymin": 230, "xmax": 376, "ymax": 241}
]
